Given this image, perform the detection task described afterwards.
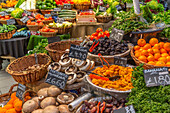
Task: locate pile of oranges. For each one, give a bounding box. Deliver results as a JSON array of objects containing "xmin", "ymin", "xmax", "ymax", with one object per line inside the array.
[{"xmin": 134, "ymin": 38, "xmax": 170, "ymax": 67}]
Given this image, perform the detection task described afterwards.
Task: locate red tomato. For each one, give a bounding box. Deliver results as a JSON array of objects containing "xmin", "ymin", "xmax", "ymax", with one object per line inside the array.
[
  {"xmin": 49, "ymin": 17, "xmax": 52, "ymax": 20},
  {"xmin": 43, "ymin": 26, "xmax": 48, "ymax": 29},
  {"xmin": 5, "ymin": 15, "xmax": 10, "ymax": 19},
  {"xmin": 91, "ymin": 32, "xmax": 98, "ymax": 36},
  {"xmin": 96, "ymin": 28, "xmax": 103, "ymax": 33},
  {"xmin": 98, "ymin": 32, "xmax": 104, "ymax": 39},
  {"xmin": 38, "ymin": 22, "xmax": 44, "ymax": 25},
  {"xmin": 49, "ymin": 29, "xmax": 55, "ymax": 32},
  {"xmin": 37, "ymin": 19, "xmax": 42, "ymax": 23},
  {"xmin": 104, "ymin": 30, "xmax": 110, "ymax": 37},
  {"xmin": 90, "ymin": 35, "xmax": 95, "ymax": 41}
]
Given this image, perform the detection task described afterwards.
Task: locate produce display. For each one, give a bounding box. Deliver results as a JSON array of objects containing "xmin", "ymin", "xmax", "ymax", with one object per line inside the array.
[
  {"xmin": 58, "ymin": 10, "xmax": 76, "ymax": 19},
  {"xmin": 19, "ymin": 0, "xmax": 36, "ymax": 10},
  {"xmin": 55, "ymin": 0, "xmax": 74, "ymax": 5},
  {"xmin": 0, "ymin": 15, "xmax": 11, "ymax": 20},
  {"xmin": 49, "ymin": 21, "xmax": 73, "ymax": 28},
  {"xmin": 0, "ymin": 0, "xmax": 18, "ymax": 8},
  {"xmin": 0, "ymin": 24, "xmax": 17, "ymax": 33},
  {"xmin": 27, "ymin": 20, "xmax": 44, "ymax": 26},
  {"xmin": 11, "ymin": 8, "xmax": 24, "ymax": 18},
  {"xmin": 73, "ymin": 0, "xmax": 90, "ymax": 4},
  {"xmin": 36, "ymin": 0, "xmax": 56, "ymax": 10},
  {"xmin": 39, "ymin": 26, "xmax": 56, "ymax": 32},
  {"xmin": 134, "ymin": 38, "xmax": 170, "ymax": 66}
]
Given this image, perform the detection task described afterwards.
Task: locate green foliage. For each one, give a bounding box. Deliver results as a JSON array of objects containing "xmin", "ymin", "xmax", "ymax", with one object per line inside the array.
[
  {"xmin": 147, "ymin": 0, "xmax": 164, "ymax": 12},
  {"xmin": 126, "ymin": 64, "xmax": 170, "ymax": 113},
  {"xmin": 11, "ymin": 8, "xmax": 24, "ymax": 18}
]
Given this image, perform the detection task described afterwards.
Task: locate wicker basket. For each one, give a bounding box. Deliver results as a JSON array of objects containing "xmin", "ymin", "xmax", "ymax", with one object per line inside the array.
[
  {"xmin": 0, "ymin": 30, "xmax": 15, "ymax": 40},
  {"xmin": 6, "ymin": 53, "xmax": 52, "ymax": 84},
  {"xmin": 43, "ymin": 19, "xmax": 54, "ymax": 25},
  {"xmin": 131, "ymin": 48, "xmax": 170, "ymax": 69},
  {"xmin": 26, "ymin": 9, "xmax": 39, "ymax": 13},
  {"xmin": 40, "ymin": 31, "xmax": 57, "ymax": 37},
  {"xmin": 64, "ymin": 18, "xmax": 75, "ymax": 23},
  {"xmin": 52, "ymin": 26, "xmax": 72, "ymax": 35},
  {"xmin": 0, "ymin": 19, "xmax": 7, "ymax": 24},
  {"xmin": 96, "ymin": 15, "xmax": 112, "ymax": 23},
  {"xmin": 27, "ymin": 25, "xmax": 44, "ymax": 31},
  {"xmin": 45, "ymin": 40, "xmax": 82, "ymax": 62},
  {"xmin": 40, "ymin": 10, "xmax": 53, "ymax": 15},
  {"xmin": 75, "ymin": 3, "xmax": 91, "ymax": 10},
  {"xmin": 16, "ymin": 18, "xmax": 26, "ymax": 25}
]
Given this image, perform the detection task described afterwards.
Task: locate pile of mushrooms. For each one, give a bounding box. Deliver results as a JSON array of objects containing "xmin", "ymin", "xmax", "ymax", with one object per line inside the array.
[{"xmin": 22, "ymin": 85, "xmax": 76, "ymax": 113}]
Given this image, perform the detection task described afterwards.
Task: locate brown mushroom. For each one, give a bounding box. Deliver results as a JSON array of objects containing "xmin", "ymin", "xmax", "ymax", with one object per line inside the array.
[
  {"xmin": 65, "ymin": 65, "xmax": 77, "ymax": 75},
  {"xmin": 23, "ymin": 100, "xmax": 39, "ymax": 113},
  {"xmin": 59, "ymin": 57, "xmax": 71, "ymax": 67},
  {"xmin": 60, "ymin": 66, "xmax": 67, "ymax": 73},
  {"xmin": 66, "ymin": 73, "xmax": 77, "ymax": 85},
  {"xmin": 59, "ymin": 105, "xmax": 71, "ymax": 113},
  {"xmin": 40, "ymin": 97, "xmax": 56, "ymax": 109},
  {"xmin": 76, "ymin": 71, "xmax": 86, "ymax": 82},
  {"xmin": 57, "ymin": 93, "xmax": 75, "ymax": 104},
  {"xmin": 79, "ymin": 59, "xmax": 91, "ymax": 71},
  {"xmin": 43, "ymin": 105, "xmax": 59, "ymax": 113},
  {"xmin": 61, "ymin": 53, "xmax": 69, "ymax": 59},
  {"xmin": 89, "ymin": 61, "xmax": 95, "ymax": 70},
  {"xmin": 72, "ymin": 59, "xmax": 86, "ymax": 68},
  {"xmin": 37, "ymin": 88, "xmax": 48, "ymax": 97},
  {"xmin": 48, "ymin": 62, "xmax": 61, "ymax": 72}
]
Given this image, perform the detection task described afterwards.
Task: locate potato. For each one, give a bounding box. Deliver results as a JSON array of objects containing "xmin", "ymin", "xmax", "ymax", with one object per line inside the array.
[
  {"xmin": 23, "ymin": 100, "xmax": 39, "ymax": 112},
  {"xmin": 59, "ymin": 105, "xmax": 71, "ymax": 113},
  {"xmin": 40, "ymin": 97, "xmax": 56, "ymax": 109},
  {"xmin": 43, "ymin": 105, "xmax": 59, "ymax": 113},
  {"xmin": 37, "ymin": 88, "xmax": 48, "ymax": 97},
  {"xmin": 32, "ymin": 109, "xmax": 43, "ymax": 113},
  {"xmin": 32, "ymin": 97, "xmax": 40, "ymax": 105},
  {"xmin": 47, "ymin": 85, "xmax": 62, "ymax": 97}
]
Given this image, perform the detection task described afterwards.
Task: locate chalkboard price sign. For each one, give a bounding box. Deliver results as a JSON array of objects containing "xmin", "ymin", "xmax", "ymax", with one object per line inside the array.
[
  {"xmin": 16, "ymin": 83, "xmax": 26, "ymax": 100},
  {"xmin": 45, "ymin": 14, "xmax": 52, "ymax": 18},
  {"xmin": 114, "ymin": 56, "xmax": 127, "ymax": 67},
  {"xmin": 114, "ymin": 105, "xmax": 135, "ymax": 113},
  {"xmin": 0, "ymin": 11, "xmax": 9, "ymax": 16},
  {"xmin": 99, "ymin": 6, "xmax": 106, "ymax": 12},
  {"xmin": 110, "ymin": 28, "xmax": 124, "ymax": 42},
  {"xmin": 144, "ymin": 67, "xmax": 170, "ymax": 87},
  {"xmin": 24, "ymin": 10, "xmax": 32, "ymax": 16},
  {"xmin": 45, "ymin": 69, "xmax": 68, "ymax": 89},
  {"xmin": 69, "ymin": 44, "xmax": 88, "ymax": 61},
  {"xmin": 7, "ymin": 19, "xmax": 16, "ymax": 25},
  {"xmin": 63, "ymin": 4, "xmax": 71, "ymax": 9},
  {"xmin": 20, "ymin": 16, "xmax": 29, "ymax": 23},
  {"xmin": 54, "ymin": 8, "xmax": 61, "ymax": 12}
]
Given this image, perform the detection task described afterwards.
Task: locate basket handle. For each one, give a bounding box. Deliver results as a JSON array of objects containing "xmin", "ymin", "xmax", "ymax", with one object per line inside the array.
[
  {"xmin": 22, "ymin": 90, "xmax": 37, "ymax": 104},
  {"xmin": 8, "ymin": 84, "xmax": 18, "ymax": 96}
]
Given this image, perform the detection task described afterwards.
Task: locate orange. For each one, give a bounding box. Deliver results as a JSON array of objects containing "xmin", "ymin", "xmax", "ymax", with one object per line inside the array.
[
  {"xmin": 0, "ymin": 108, "xmax": 7, "ymax": 113},
  {"xmin": 161, "ymin": 53, "xmax": 169, "ymax": 57},
  {"xmin": 155, "ymin": 61, "xmax": 165, "ymax": 66},
  {"xmin": 167, "ymin": 56, "xmax": 170, "ymax": 62},
  {"xmin": 154, "ymin": 53, "xmax": 161, "ymax": 60},
  {"xmin": 141, "ymin": 50, "xmax": 149, "ymax": 56},
  {"xmin": 138, "ymin": 56, "xmax": 147, "ymax": 62},
  {"xmin": 163, "ymin": 42, "xmax": 170, "ymax": 52},
  {"xmin": 134, "ymin": 45, "xmax": 140, "ymax": 51},
  {"xmin": 159, "ymin": 42, "xmax": 165, "ymax": 48},
  {"xmin": 139, "ymin": 48, "xmax": 143, "ymax": 52},
  {"xmin": 147, "ymin": 55, "xmax": 155, "ymax": 62},
  {"xmin": 3, "ymin": 104, "xmax": 13, "ymax": 110},
  {"xmin": 135, "ymin": 52, "xmax": 141, "ymax": 58},
  {"xmin": 7, "ymin": 98, "xmax": 15, "ymax": 105},
  {"xmin": 153, "ymin": 49, "xmax": 160, "ymax": 54},
  {"xmin": 148, "ymin": 61, "xmax": 155, "ymax": 65},
  {"xmin": 166, "ymin": 62, "xmax": 170, "ymax": 66},
  {"xmin": 14, "ymin": 100, "xmax": 22, "ymax": 111},
  {"xmin": 158, "ymin": 57, "xmax": 167, "ymax": 63},
  {"xmin": 149, "ymin": 38, "xmax": 158, "ymax": 46},
  {"xmin": 137, "ymin": 39, "xmax": 146, "ymax": 47},
  {"xmin": 148, "ymin": 48, "xmax": 154, "ymax": 55},
  {"xmin": 135, "ymin": 50, "xmax": 140, "ymax": 54},
  {"xmin": 6, "ymin": 108, "xmax": 17, "ymax": 113},
  {"xmin": 11, "ymin": 92, "xmax": 17, "ymax": 99},
  {"xmin": 153, "ymin": 44, "xmax": 160, "ymax": 49},
  {"xmin": 143, "ymin": 44, "xmax": 151, "ymax": 50},
  {"xmin": 160, "ymin": 49, "xmax": 167, "ymax": 54}
]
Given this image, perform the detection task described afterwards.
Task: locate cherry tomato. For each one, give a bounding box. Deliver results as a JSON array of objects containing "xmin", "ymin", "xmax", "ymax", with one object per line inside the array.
[
  {"xmin": 96, "ymin": 28, "xmax": 103, "ymax": 33},
  {"xmin": 90, "ymin": 35, "xmax": 95, "ymax": 41},
  {"xmin": 104, "ymin": 30, "xmax": 110, "ymax": 37},
  {"xmin": 98, "ymin": 32, "xmax": 104, "ymax": 39},
  {"xmin": 91, "ymin": 32, "xmax": 98, "ymax": 36}
]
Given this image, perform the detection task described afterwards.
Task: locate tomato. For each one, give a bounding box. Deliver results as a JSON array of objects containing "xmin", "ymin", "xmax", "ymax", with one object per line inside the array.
[
  {"xmin": 91, "ymin": 32, "xmax": 98, "ymax": 36},
  {"xmin": 49, "ymin": 29, "xmax": 55, "ymax": 32},
  {"xmin": 37, "ymin": 19, "xmax": 42, "ymax": 23},
  {"xmin": 38, "ymin": 22, "xmax": 44, "ymax": 25},
  {"xmin": 96, "ymin": 28, "xmax": 103, "ymax": 33},
  {"xmin": 43, "ymin": 26, "xmax": 48, "ymax": 29},
  {"xmin": 90, "ymin": 35, "xmax": 95, "ymax": 41},
  {"xmin": 49, "ymin": 17, "xmax": 52, "ymax": 20},
  {"xmin": 104, "ymin": 30, "xmax": 110, "ymax": 37},
  {"xmin": 5, "ymin": 15, "xmax": 10, "ymax": 19},
  {"xmin": 98, "ymin": 32, "xmax": 104, "ymax": 39}
]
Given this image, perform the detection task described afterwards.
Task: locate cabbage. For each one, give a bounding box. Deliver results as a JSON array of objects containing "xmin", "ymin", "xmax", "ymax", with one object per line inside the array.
[{"xmin": 11, "ymin": 8, "xmax": 24, "ymax": 18}]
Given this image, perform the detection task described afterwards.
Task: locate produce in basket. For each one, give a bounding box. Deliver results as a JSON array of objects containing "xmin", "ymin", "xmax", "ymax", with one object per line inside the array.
[
  {"xmin": 27, "ymin": 20, "xmax": 44, "ymax": 26},
  {"xmin": 0, "ymin": 15, "xmax": 11, "ymax": 20},
  {"xmin": 36, "ymin": 0, "xmax": 56, "ymax": 10},
  {"xmin": 39, "ymin": 26, "xmax": 56, "ymax": 32},
  {"xmin": 134, "ymin": 38, "xmax": 170, "ymax": 67},
  {"xmin": 11, "ymin": 8, "xmax": 24, "ymax": 18},
  {"xmin": 55, "ymin": 0, "xmax": 74, "ymax": 5},
  {"xmin": 0, "ymin": 0, "xmax": 18, "ymax": 8},
  {"xmin": 49, "ymin": 21, "xmax": 73, "ymax": 28},
  {"xmin": 0, "ymin": 24, "xmax": 17, "ymax": 33}
]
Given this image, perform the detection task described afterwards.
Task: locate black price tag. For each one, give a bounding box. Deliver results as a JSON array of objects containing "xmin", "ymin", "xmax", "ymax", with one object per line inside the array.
[
  {"xmin": 7, "ymin": 19, "xmax": 16, "ymax": 25},
  {"xmin": 69, "ymin": 44, "xmax": 88, "ymax": 61},
  {"xmin": 54, "ymin": 8, "xmax": 61, "ymax": 12},
  {"xmin": 45, "ymin": 69, "xmax": 68, "ymax": 89},
  {"xmin": 24, "ymin": 10, "xmax": 32, "ymax": 16},
  {"xmin": 114, "ymin": 56, "xmax": 127, "ymax": 67},
  {"xmin": 45, "ymin": 14, "xmax": 51, "ymax": 18},
  {"xmin": 0, "ymin": 11, "xmax": 9, "ymax": 16},
  {"xmin": 114, "ymin": 105, "xmax": 135, "ymax": 113},
  {"xmin": 16, "ymin": 83, "xmax": 26, "ymax": 100},
  {"xmin": 116, "ymin": 5, "xmax": 122, "ymax": 11},
  {"xmin": 99, "ymin": 6, "xmax": 106, "ymax": 12},
  {"xmin": 63, "ymin": 4, "xmax": 71, "ymax": 9},
  {"xmin": 110, "ymin": 28, "xmax": 124, "ymax": 42},
  {"xmin": 144, "ymin": 67, "xmax": 170, "ymax": 87},
  {"xmin": 57, "ymin": 18, "xmax": 64, "ymax": 23},
  {"xmin": 20, "ymin": 16, "xmax": 29, "ymax": 23}
]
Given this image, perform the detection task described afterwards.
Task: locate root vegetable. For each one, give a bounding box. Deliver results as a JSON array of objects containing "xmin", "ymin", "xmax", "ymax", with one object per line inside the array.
[
  {"xmin": 23, "ymin": 100, "xmax": 39, "ymax": 113},
  {"xmin": 43, "ymin": 105, "xmax": 59, "ymax": 113},
  {"xmin": 47, "ymin": 85, "xmax": 62, "ymax": 97},
  {"xmin": 37, "ymin": 88, "xmax": 48, "ymax": 97},
  {"xmin": 40, "ymin": 97, "xmax": 56, "ymax": 109}
]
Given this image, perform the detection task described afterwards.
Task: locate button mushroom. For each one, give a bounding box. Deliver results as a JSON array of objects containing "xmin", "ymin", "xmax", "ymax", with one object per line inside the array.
[
  {"xmin": 59, "ymin": 57, "xmax": 71, "ymax": 67},
  {"xmin": 57, "ymin": 93, "xmax": 75, "ymax": 104},
  {"xmin": 76, "ymin": 71, "xmax": 86, "ymax": 82},
  {"xmin": 66, "ymin": 73, "xmax": 77, "ymax": 85},
  {"xmin": 79, "ymin": 59, "xmax": 91, "ymax": 71},
  {"xmin": 72, "ymin": 59, "xmax": 86, "ymax": 68},
  {"xmin": 48, "ymin": 62, "xmax": 61, "ymax": 72},
  {"xmin": 89, "ymin": 61, "xmax": 95, "ymax": 70},
  {"xmin": 61, "ymin": 53, "xmax": 69, "ymax": 59},
  {"xmin": 65, "ymin": 65, "xmax": 77, "ymax": 75}
]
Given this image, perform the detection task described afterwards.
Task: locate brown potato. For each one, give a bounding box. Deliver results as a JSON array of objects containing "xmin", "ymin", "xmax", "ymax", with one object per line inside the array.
[
  {"xmin": 37, "ymin": 88, "xmax": 48, "ymax": 97},
  {"xmin": 40, "ymin": 97, "xmax": 56, "ymax": 109},
  {"xmin": 32, "ymin": 109, "xmax": 43, "ymax": 113},
  {"xmin": 47, "ymin": 85, "xmax": 62, "ymax": 97},
  {"xmin": 23, "ymin": 100, "xmax": 39, "ymax": 112},
  {"xmin": 43, "ymin": 105, "xmax": 59, "ymax": 113}
]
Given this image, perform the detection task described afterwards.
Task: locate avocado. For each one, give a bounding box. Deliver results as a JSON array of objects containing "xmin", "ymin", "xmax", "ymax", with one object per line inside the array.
[{"xmin": 42, "ymin": 5, "xmax": 47, "ymax": 9}]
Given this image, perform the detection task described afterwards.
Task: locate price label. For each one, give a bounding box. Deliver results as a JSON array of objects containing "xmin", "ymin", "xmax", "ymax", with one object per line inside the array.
[
  {"xmin": 116, "ymin": 5, "xmax": 122, "ymax": 11},
  {"xmin": 7, "ymin": 19, "xmax": 16, "ymax": 25},
  {"xmin": 144, "ymin": 67, "xmax": 170, "ymax": 87},
  {"xmin": 114, "ymin": 105, "xmax": 135, "ymax": 113},
  {"xmin": 57, "ymin": 18, "xmax": 64, "ymax": 23},
  {"xmin": 99, "ymin": 6, "xmax": 106, "ymax": 12},
  {"xmin": 54, "ymin": 8, "xmax": 61, "ymax": 12},
  {"xmin": 24, "ymin": 10, "xmax": 32, "ymax": 16},
  {"xmin": 69, "ymin": 44, "xmax": 88, "ymax": 61},
  {"xmin": 20, "ymin": 16, "xmax": 29, "ymax": 23},
  {"xmin": 110, "ymin": 28, "xmax": 124, "ymax": 42},
  {"xmin": 63, "ymin": 4, "xmax": 71, "ymax": 9},
  {"xmin": 0, "ymin": 11, "xmax": 9, "ymax": 16},
  {"xmin": 44, "ymin": 14, "xmax": 51, "ymax": 18},
  {"xmin": 16, "ymin": 83, "xmax": 26, "ymax": 100},
  {"xmin": 114, "ymin": 56, "xmax": 127, "ymax": 67},
  {"xmin": 45, "ymin": 69, "xmax": 68, "ymax": 89}
]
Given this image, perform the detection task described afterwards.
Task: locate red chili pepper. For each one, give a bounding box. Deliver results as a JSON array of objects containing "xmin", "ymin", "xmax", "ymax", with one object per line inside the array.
[
  {"xmin": 101, "ymin": 102, "xmax": 106, "ymax": 113},
  {"xmin": 89, "ymin": 41, "xmax": 99, "ymax": 52},
  {"xmin": 98, "ymin": 53, "xmax": 110, "ymax": 67},
  {"xmin": 97, "ymin": 101, "xmax": 101, "ymax": 113},
  {"xmin": 89, "ymin": 74, "xmax": 109, "ymax": 81}
]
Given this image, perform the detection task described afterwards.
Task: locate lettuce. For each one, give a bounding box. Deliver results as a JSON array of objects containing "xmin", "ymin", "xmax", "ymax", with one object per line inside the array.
[{"xmin": 11, "ymin": 8, "xmax": 24, "ymax": 18}]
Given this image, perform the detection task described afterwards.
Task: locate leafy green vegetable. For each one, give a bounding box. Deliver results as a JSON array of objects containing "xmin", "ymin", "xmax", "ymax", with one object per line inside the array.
[
  {"xmin": 0, "ymin": 24, "xmax": 17, "ymax": 33},
  {"xmin": 11, "ymin": 8, "xmax": 24, "ymax": 18},
  {"xmin": 15, "ymin": 0, "xmax": 25, "ymax": 8},
  {"xmin": 147, "ymin": 0, "xmax": 164, "ymax": 12}
]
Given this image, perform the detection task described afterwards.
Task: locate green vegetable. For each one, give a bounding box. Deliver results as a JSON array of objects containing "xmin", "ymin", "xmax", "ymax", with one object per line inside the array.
[
  {"xmin": 15, "ymin": 0, "xmax": 25, "ymax": 8},
  {"xmin": 147, "ymin": 0, "xmax": 164, "ymax": 12},
  {"xmin": 0, "ymin": 24, "xmax": 17, "ymax": 33},
  {"xmin": 11, "ymin": 8, "xmax": 24, "ymax": 18}
]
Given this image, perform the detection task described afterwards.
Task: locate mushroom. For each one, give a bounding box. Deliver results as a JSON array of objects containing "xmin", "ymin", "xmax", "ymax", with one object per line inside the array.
[
  {"xmin": 23, "ymin": 100, "xmax": 39, "ymax": 113},
  {"xmin": 59, "ymin": 57, "xmax": 71, "ymax": 67},
  {"xmin": 60, "ymin": 66, "xmax": 67, "ymax": 73},
  {"xmin": 66, "ymin": 73, "xmax": 77, "ymax": 85},
  {"xmin": 76, "ymin": 71, "xmax": 86, "ymax": 82},
  {"xmin": 48, "ymin": 62, "xmax": 61, "ymax": 72},
  {"xmin": 59, "ymin": 105, "xmax": 71, "ymax": 113},
  {"xmin": 65, "ymin": 65, "xmax": 77, "ymax": 75},
  {"xmin": 79, "ymin": 59, "xmax": 91, "ymax": 71},
  {"xmin": 89, "ymin": 61, "xmax": 95, "ymax": 70},
  {"xmin": 72, "ymin": 59, "xmax": 86, "ymax": 68},
  {"xmin": 61, "ymin": 53, "xmax": 69, "ymax": 59},
  {"xmin": 57, "ymin": 93, "xmax": 75, "ymax": 104}
]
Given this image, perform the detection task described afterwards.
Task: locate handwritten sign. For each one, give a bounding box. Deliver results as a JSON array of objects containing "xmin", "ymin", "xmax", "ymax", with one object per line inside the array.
[
  {"xmin": 99, "ymin": 6, "xmax": 106, "ymax": 12},
  {"xmin": 63, "ymin": 4, "xmax": 71, "ymax": 9},
  {"xmin": 45, "ymin": 14, "xmax": 51, "ymax": 18},
  {"xmin": 54, "ymin": 8, "xmax": 61, "ymax": 12},
  {"xmin": 7, "ymin": 19, "xmax": 16, "ymax": 25},
  {"xmin": 24, "ymin": 10, "xmax": 32, "ymax": 16},
  {"xmin": 20, "ymin": 16, "xmax": 29, "ymax": 23},
  {"xmin": 110, "ymin": 28, "xmax": 124, "ymax": 42},
  {"xmin": 57, "ymin": 18, "xmax": 64, "ymax": 23},
  {"xmin": 69, "ymin": 44, "xmax": 88, "ymax": 61},
  {"xmin": 45, "ymin": 69, "xmax": 68, "ymax": 89},
  {"xmin": 114, "ymin": 105, "xmax": 135, "ymax": 113},
  {"xmin": 114, "ymin": 56, "xmax": 127, "ymax": 67},
  {"xmin": 16, "ymin": 83, "xmax": 26, "ymax": 100},
  {"xmin": 0, "ymin": 11, "xmax": 9, "ymax": 16},
  {"xmin": 144, "ymin": 67, "xmax": 170, "ymax": 87}
]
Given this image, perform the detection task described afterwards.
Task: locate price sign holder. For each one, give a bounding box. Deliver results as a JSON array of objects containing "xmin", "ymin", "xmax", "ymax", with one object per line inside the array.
[
  {"xmin": 24, "ymin": 10, "xmax": 32, "ymax": 16},
  {"xmin": 110, "ymin": 28, "xmax": 124, "ymax": 42},
  {"xmin": 63, "ymin": 4, "xmax": 71, "ymax": 9},
  {"xmin": 99, "ymin": 6, "xmax": 106, "ymax": 12},
  {"xmin": 54, "ymin": 8, "xmax": 61, "ymax": 12},
  {"xmin": 7, "ymin": 19, "xmax": 16, "ymax": 25},
  {"xmin": 45, "ymin": 14, "xmax": 51, "ymax": 18},
  {"xmin": 45, "ymin": 69, "xmax": 68, "ymax": 90},
  {"xmin": 114, "ymin": 56, "xmax": 127, "ymax": 67},
  {"xmin": 16, "ymin": 83, "xmax": 26, "ymax": 100},
  {"xmin": 57, "ymin": 18, "xmax": 64, "ymax": 23},
  {"xmin": 69, "ymin": 44, "xmax": 88, "ymax": 61},
  {"xmin": 144, "ymin": 67, "xmax": 170, "ymax": 87},
  {"xmin": 114, "ymin": 105, "xmax": 135, "ymax": 113},
  {"xmin": 20, "ymin": 16, "xmax": 29, "ymax": 24},
  {"xmin": 0, "ymin": 11, "xmax": 9, "ymax": 16}
]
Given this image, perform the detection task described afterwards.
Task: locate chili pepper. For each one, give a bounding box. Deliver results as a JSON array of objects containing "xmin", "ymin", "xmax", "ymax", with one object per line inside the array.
[
  {"xmin": 97, "ymin": 101, "xmax": 101, "ymax": 113},
  {"xmin": 101, "ymin": 102, "xmax": 106, "ymax": 113},
  {"xmin": 98, "ymin": 53, "xmax": 110, "ymax": 67},
  {"xmin": 89, "ymin": 74, "xmax": 109, "ymax": 81},
  {"xmin": 89, "ymin": 41, "xmax": 99, "ymax": 52}
]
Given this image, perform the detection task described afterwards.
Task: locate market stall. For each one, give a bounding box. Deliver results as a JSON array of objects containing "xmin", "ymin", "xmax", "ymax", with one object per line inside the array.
[{"xmin": 0, "ymin": 0, "xmax": 170, "ymax": 113}]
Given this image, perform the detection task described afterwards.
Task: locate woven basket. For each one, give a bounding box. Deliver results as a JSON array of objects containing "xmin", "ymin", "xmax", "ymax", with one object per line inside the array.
[
  {"xmin": 96, "ymin": 15, "xmax": 112, "ymax": 23},
  {"xmin": 64, "ymin": 18, "xmax": 75, "ymax": 23},
  {"xmin": 43, "ymin": 19, "xmax": 54, "ymax": 25},
  {"xmin": 6, "ymin": 53, "xmax": 52, "ymax": 84},
  {"xmin": 40, "ymin": 10, "xmax": 53, "ymax": 15},
  {"xmin": 0, "ymin": 19, "xmax": 7, "ymax": 24},
  {"xmin": 27, "ymin": 25, "xmax": 43, "ymax": 31},
  {"xmin": 0, "ymin": 30, "xmax": 15, "ymax": 40},
  {"xmin": 16, "ymin": 18, "xmax": 26, "ymax": 25},
  {"xmin": 131, "ymin": 48, "xmax": 170, "ymax": 69},
  {"xmin": 52, "ymin": 26, "xmax": 72, "ymax": 35},
  {"xmin": 75, "ymin": 3, "xmax": 91, "ymax": 10},
  {"xmin": 45, "ymin": 40, "xmax": 82, "ymax": 62},
  {"xmin": 0, "ymin": 33, "xmax": 7, "ymax": 40},
  {"xmin": 26, "ymin": 9, "xmax": 39, "ymax": 13},
  {"xmin": 40, "ymin": 31, "xmax": 57, "ymax": 38}
]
